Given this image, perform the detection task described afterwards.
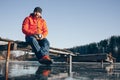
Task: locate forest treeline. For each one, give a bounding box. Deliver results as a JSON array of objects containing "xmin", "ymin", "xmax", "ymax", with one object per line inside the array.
[{"xmin": 68, "ymin": 36, "xmax": 120, "ymax": 61}]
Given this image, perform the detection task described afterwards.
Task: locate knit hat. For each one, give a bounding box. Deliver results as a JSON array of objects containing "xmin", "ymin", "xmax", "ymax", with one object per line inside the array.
[{"xmin": 34, "ymin": 7, "xmax": 42, "ymax": 13}]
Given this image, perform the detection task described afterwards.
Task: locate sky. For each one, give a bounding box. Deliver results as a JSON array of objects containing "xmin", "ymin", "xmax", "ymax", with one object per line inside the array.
[{"xmin": 0, "ymin": 0, "xmax": 120, "ymax": 48}]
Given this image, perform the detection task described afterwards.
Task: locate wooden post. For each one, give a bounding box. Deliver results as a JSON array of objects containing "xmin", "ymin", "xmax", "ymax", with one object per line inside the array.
[
  {"xmin": 0, "ymin": 38, "xmax": 13, "ymax": 80},
  {"xmin": 5, "ymin": 61, "xmax": 9, "ymax": 80},
  {"xmin": 5, "ymin": 41, "xmax": 11, "ymax": 80},
  {"xmin": 6, "ymin": 41, "xmax": 11, "ymax": 61},
  {"xmin": 101, "ymin": 60, "xmax": 103, "ymax": 68},
  {"xmin": 67, "ymin": 54, "xmax": 73, "ymax": 78},
  {"xmin": 69, "ymin": 54, "xmax": 72, "ymax": 73}
]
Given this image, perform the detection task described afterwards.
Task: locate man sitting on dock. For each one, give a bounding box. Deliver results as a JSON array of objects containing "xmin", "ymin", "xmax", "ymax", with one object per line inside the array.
[{"xmin": 22, "ymin": 7, "xmax": 52, "ymax": 65}]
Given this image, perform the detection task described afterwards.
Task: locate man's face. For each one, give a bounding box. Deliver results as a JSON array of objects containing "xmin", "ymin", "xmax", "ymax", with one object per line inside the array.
[{"xmin": 34, "ymin": 12, "xmax": 41, "ymax": 18}]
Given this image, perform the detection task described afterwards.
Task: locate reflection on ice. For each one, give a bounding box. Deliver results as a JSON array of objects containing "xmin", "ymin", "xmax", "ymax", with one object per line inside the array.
[
  {"xmin": 0, "ymin": 61, "xmax": 120, "ymax": 80},
  {"xmin": 105, "ymin": 64, "xmax": 114, "ymax": 74}
]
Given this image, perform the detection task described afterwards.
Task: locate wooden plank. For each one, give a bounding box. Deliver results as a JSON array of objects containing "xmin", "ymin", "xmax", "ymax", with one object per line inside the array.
[
  {"xmin": 0, "ymin": 37, "xmax": 14, "ymax": 42},
  {"xmin": 72, "ymin": 53, "xmax": 115, "ymax": 64},
  {"xmin": 0, "ymin": 37, "xmax": 74, "ymax": 55}
]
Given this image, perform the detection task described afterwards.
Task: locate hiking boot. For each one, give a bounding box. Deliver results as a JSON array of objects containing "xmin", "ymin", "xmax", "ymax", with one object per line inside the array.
[{"xmin": 39, "ymin": 55, "xmax": 53, "ymax": 65}]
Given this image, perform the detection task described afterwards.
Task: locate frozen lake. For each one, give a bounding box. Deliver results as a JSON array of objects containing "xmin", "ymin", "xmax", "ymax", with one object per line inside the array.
[{"xmin": 0, "ymin": 61, "xmax": 120, "ymax": 80}]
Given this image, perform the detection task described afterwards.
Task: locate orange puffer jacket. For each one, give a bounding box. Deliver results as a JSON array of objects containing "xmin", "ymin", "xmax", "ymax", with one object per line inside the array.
[{"xmin": 22, "ymin": 14, "xmax": 48, "ymax": 38}]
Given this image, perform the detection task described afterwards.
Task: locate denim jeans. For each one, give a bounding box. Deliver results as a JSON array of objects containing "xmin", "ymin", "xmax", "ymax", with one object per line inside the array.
[{"xmin": 25, "ymin": 36, "xmax": 50, "ymax": 59}]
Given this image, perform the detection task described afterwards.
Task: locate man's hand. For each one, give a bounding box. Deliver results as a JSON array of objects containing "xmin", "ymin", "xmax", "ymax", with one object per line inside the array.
[{"xmin": 33, "ymin": 34, "xmax": 43, "ymax": 40}]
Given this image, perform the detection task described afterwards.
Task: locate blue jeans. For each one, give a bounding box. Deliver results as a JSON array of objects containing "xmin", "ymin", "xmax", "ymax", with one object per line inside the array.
[{"xmin": 25, "ymin": 36, "xmax": 50, "ymax": 59}]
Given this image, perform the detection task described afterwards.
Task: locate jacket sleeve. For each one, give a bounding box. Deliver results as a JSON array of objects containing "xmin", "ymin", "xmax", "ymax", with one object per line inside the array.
[
  {"xmin": 42, "ymin": 20, "xmax": 48, "ymax": 38},
  {"xmin": 22, "ymin": 17, "xmax": 36, "ymax": 36}
]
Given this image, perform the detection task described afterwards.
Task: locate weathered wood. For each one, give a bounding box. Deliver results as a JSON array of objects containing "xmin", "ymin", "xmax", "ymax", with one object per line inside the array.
[
  {"xmin": 0, "ymin": 37, "xmax": 73, "ymax": 68},
  {"xmin": 0, "ymin": 37, "xmax": 14, "ymax": 42},
  {"xmin": 6, "ymin": 42, "xmax": 11, "ymax": 61},
  {"xmin": 72, "ymin": 53, "xmax": 115, "ymax": 64},
  {"xmin": 0, "ymin": 37, "xmax": 74, "ymax": 55},
  {"xmin": 5, "ymin": 61, "xmax": 9, "ymax": 80},
  {"xmin": 0, "ymin": 37, "xmax": 73, "ymax": 63},
  {"xmin": 0, "ymin": 37, "xmax": 115, "ymax": 63},
  {"xmin": 50, "ymin": 47, "xmax": 72, "ymax": 53}
]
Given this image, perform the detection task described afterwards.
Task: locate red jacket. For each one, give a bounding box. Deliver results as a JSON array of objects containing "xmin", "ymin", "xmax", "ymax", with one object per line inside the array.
[{"xmin": 22, "ymin": 14, "xmax": 48, "ymax": 38}]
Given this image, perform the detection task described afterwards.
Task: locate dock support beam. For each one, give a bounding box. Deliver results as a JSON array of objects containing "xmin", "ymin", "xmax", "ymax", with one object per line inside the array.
[
  {"xmin": 69, "ymin": 54, "xmax": 72, "ymax": 74},
  {"xmin": 68, "ymin": 54, "xmax": 73, "ymax": 77},
  {"xmin": 5, "ymin": 41, "xmax": 11, "ymax": 80},
  {"xmin": 6, "ymin": 41, "xmax": 11, "ymax": 61}
]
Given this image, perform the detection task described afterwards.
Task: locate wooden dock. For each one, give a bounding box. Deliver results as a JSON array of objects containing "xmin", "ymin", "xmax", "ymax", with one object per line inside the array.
[
  {"xmin": 72, "ymin": 53, "xmax": 115, "ymax": 63},
  {"xmin": 0, "ymin": 37, "xmax": 115, "ymax": 64}
]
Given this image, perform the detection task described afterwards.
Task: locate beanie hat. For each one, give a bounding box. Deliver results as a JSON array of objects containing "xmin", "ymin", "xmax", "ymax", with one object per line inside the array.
[{"xmin": 34, "ymin": 7, "xmax": 42, "ymax": 13}]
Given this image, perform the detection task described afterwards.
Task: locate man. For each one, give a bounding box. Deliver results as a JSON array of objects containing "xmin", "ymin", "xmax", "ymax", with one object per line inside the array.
[{"xmin": 22, "ymin": 7, "xmax": 52, "ymax": 65}]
